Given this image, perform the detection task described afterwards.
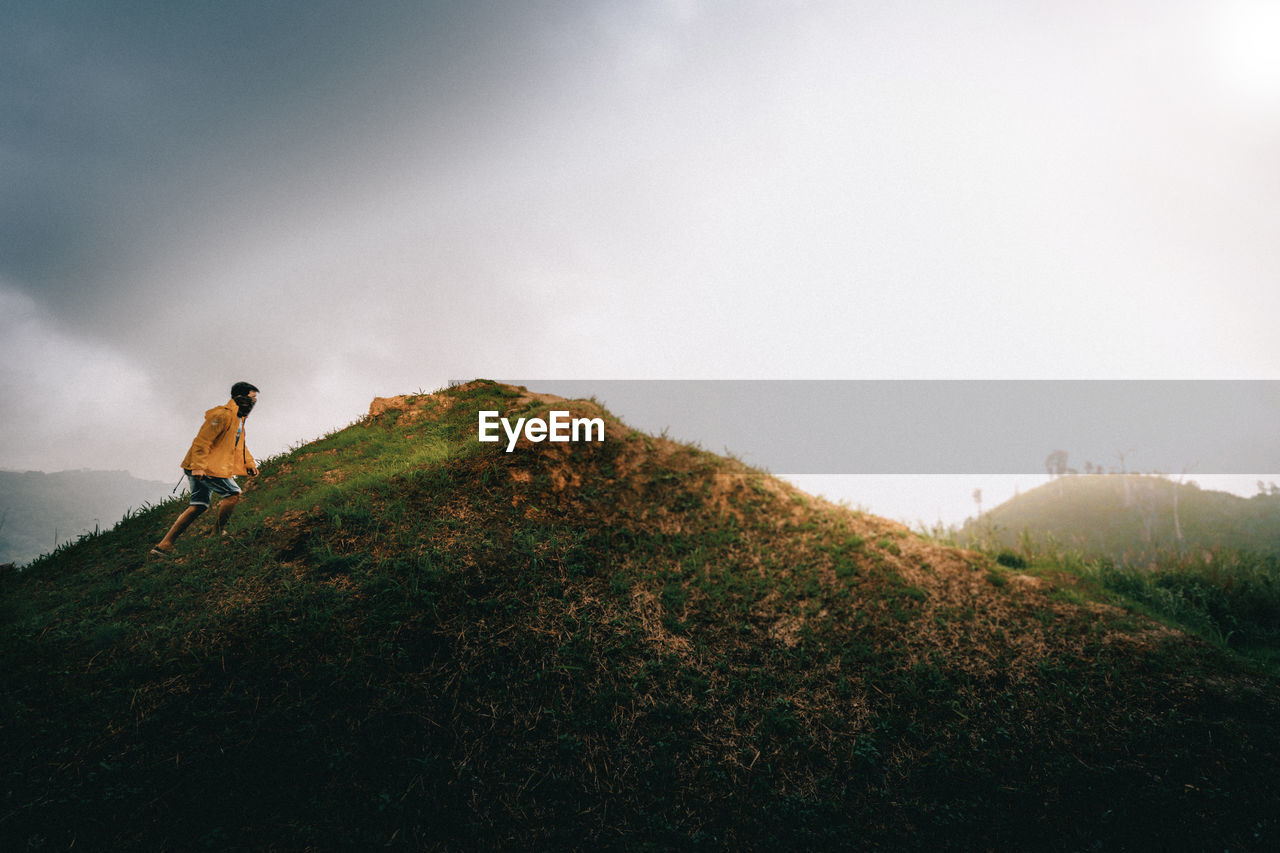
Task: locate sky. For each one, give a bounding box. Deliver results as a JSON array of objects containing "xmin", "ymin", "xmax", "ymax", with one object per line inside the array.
[{"xmin": 3, "ymin": 0, "xmax": 1279, "ymax": 526}]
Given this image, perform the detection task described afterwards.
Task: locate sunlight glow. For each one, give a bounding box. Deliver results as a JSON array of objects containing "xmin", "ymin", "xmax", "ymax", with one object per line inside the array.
[{"xmin": 1207, "ymin": 0, "xmax": 1280, "ymax": 112}]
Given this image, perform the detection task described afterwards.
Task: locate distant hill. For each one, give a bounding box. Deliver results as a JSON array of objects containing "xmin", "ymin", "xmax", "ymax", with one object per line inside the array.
[
  {"xmin": 0, "ymin": 470, "xmax": 174, "ymax": 566},
  {"xmin": 3, "ymin": 382, "xmax": 1278, "ymax": 850},
  {"xmin": 963, "ymin": 474, "xmax": 1280, "ymax": 560}
]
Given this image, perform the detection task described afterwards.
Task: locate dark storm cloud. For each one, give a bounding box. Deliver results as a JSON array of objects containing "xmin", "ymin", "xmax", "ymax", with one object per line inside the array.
[
  {"xmin": 6, "ymin": 2, "xmax": 354, "ymax": 291},
  {"xmin": 1, "ymin": 0, "xmax": 574, "ymax": 314}
]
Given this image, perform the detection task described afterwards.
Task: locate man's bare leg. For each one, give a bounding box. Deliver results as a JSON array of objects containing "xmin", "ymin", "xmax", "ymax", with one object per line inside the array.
[
  {"xmin": 153, "ymin": 505, "xmax": 206, "ymax": 554},
  {"xmin": 214, "ymin": 494, "xmax": 241, "ymax": 536}
]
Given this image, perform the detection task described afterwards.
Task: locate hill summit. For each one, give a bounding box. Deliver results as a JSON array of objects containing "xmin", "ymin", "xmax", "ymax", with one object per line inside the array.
[{"xmin": 2, "ymin": 380, "xmax": 1277, "ymax": 850}]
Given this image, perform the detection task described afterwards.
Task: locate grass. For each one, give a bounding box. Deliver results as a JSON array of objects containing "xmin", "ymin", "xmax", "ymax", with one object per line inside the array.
[
  {"xmin": 2, "ymin": 380, "xmax": 1279, "ymax": 850},
  {"xmin": 953, "ymin": 531, "xmax": 1280, "ymax": 669},
  {"xmin": 1079, "ymin": 550, "xmax": 1280, "ymax": 656}
]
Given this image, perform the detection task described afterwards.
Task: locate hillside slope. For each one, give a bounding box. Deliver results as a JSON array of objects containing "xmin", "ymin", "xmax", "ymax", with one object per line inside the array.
[
  {"xmin": 3, "ymin": 381, "xmax": 1278, "ymax": 850},
  {"xmin": 965, "ymin": 474, "xmax": 1280, "ymax": 560}
]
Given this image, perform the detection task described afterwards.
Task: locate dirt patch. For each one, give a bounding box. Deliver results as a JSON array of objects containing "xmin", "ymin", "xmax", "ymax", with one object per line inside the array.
[
  {"xmin": 367, "ymin": 393, "xmax": 457, "ymax": 423},
  {"xmin": 704, "ymin": 469, "xmax": 812, "ymax": 527},
  {"xmin": 368, "ymin": 396, "xmax": 406, "ymax": 418}
]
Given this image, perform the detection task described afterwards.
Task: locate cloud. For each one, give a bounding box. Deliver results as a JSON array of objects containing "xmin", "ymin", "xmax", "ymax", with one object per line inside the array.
[{"xmin": 0, "ymin": 284, "xmax": 174, "ymax": 475}]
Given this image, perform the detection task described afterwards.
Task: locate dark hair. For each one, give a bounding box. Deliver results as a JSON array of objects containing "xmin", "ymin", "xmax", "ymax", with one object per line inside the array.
[{"xmin": 231, "ymin": 381, "xmax": 260, "ymax": 398}]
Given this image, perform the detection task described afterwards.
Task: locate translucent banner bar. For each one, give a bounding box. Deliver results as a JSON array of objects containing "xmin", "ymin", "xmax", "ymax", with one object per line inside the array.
[{"xmin": 500, "ymin": 380, "xmax": 1280, "ymax": 475}]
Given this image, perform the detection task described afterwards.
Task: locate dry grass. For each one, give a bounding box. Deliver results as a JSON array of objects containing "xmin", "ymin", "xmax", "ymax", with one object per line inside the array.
[{"xmin": 2, "ymin": 380, "xmax": 1277, "ymax": 851}]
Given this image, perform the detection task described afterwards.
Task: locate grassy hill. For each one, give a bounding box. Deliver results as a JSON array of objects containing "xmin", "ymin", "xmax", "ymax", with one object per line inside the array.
[
  {"xmin": 962, "ymin": 474, "xmax": 1280, "ymax": 562},
  {"xmin": 3, "ymin": 381, "xmax": 1278, "ymax": 850}
]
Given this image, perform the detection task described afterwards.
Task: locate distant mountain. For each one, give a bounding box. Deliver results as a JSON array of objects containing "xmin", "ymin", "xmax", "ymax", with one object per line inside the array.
[
  {"xmin": 0, "ymin": 470, "xmax": 175, "ymax": 566},
  {"xmin": 963, "ymin": 474, "xmax": 1280, "ymax": 559}
]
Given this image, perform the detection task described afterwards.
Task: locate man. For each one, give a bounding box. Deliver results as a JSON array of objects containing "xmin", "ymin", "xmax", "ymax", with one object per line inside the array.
[{"xmin": 151, "ymin": 382, "xmax": 260, "ymax": 557}]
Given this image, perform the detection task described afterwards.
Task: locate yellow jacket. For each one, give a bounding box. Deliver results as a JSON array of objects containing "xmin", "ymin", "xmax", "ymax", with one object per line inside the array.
[{"xmin": 181, "ymin": 400, "xmax": 257, "ymax": 477}]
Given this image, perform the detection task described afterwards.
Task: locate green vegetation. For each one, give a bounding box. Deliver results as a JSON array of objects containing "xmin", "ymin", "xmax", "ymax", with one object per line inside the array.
[
  {"xmin": 956, "ymin": 472, "xmax": 1280, "ymax": 670},
  {"xmin": 3, "ymin": 381, "xmax": 1279, "ymax": 850},
  {"xmin": 974, "ymin": 540, "xmax": 1280, "ymax": 667}
]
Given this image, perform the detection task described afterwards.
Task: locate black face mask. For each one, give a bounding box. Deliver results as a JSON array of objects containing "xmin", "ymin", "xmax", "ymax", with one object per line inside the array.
[{"xmin": 234, "ymin": 395, "xmax": 256, "ymax": 416}]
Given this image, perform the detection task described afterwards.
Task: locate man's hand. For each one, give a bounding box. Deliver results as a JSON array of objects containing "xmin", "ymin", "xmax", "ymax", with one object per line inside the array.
[{"xmin": 247, "ymin": 467, "xmax": 259, "ymax": 477}]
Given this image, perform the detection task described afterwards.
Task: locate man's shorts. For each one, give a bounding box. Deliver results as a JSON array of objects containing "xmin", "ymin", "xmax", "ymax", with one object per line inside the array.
[{"xmin": 185, "ymin": 470, "xmax": 242, "ymax": 508}]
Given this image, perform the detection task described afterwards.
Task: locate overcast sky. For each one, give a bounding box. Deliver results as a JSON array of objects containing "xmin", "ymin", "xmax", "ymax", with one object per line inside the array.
[{"xmin": 3, "ymin": 0, "xmax": 1278, "ymax": 524}]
